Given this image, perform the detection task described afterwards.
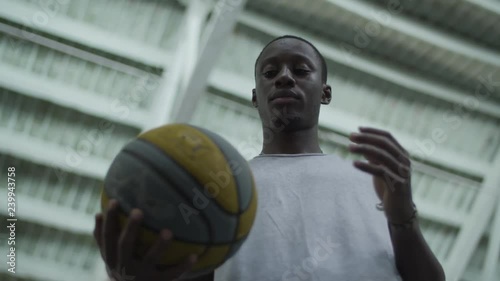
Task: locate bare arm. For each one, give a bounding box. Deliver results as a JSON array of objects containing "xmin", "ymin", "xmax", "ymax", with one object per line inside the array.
[
  {"xmin": 348, "ymin": 128, "xmax": 445, "ymax": 281},
  {"xmin": 389, "ymin": 219, "xmax": 445, "ymax": 281}
]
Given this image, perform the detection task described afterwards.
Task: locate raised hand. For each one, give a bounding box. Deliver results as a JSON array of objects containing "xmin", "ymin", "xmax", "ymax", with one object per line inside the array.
[{"xmin": 349, "ymin": 127, "xmax": 415, "ymax": 224}]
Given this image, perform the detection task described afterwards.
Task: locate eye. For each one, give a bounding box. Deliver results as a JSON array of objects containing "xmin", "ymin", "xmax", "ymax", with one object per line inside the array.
[
  {"xmin": 294, "ymin": 68, "xmax": 310, "ymax": 75},
  {"xmin": 263, "ymin": 70, "xmax": 277, "ymax": 78}
]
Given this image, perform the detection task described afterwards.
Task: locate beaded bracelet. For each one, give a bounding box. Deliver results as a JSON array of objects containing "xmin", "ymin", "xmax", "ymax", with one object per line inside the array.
[
  {"xmin": 388, "ymin": 208, "xmax": 418, "ymax": 229},
  {"xmin": 376, "ymin": 202, "xmax": 418, "ymax": 229}
]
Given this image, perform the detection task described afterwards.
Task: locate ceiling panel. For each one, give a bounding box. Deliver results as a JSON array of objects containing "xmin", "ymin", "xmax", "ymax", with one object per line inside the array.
[
  {"xmin": 12, "ymin": 0, "xmax": 185, "ymax": 50},
  {"xmin": 370, "ymin": 0, "xmax": 500, "ymax": 50},
  {"xmin": 246, "ymin": 0, "xmax": 500, "ymax": 103}
]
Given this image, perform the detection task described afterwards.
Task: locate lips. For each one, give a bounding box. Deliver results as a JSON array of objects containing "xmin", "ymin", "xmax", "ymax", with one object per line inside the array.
[{"xmin": 269, "ymin": 90, "xmax": 300, "ymax": 101}]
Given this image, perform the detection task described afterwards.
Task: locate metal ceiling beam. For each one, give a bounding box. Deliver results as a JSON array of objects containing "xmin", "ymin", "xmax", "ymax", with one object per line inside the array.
[
  {"xmin": 0, "ymin": 64, "xmax": 147, "ymax": 129},
  {"xmin": 0, "ymin": 189, "xmax": 94, "ymax": 234},
  {"xmin": 0, "ymin": 128, "xmax": 108, "ymax": 180},
  {"xmin": 481, "ymin": 190, "xmax": 500, "ymax": 281},
  {"xmin": 143, "ymin": 0, "xmax": 212, "ymax": 130},
  {"xmin": 0, "ymin": 254, "xmax": 93, "ymax": 281},
  {"xmin": 0, "ymin": 21, "xmax": 149, "ymax": 77},
  {"xmin": 180, "ymin": 0, "xmax": 207, "ymax": 92},
  {"xmin": 172, "ymin": 0, "xmax": 248, "ymax": 123},
  {"xmin": 238, "ymin": 11, "xmax": 500, "ymax": 121},
  {"xmin": 444, "ymin": 153, "xmax": 500, "ymax": 281},
  {"xmin": 0, "ymin": 0, "xmax": 173, "ymax": 68},
  {"xmin": 142, "ymin": 50, "xmax": 182, "ymax": 131},
  {"xmin": 465, "ymin": 0, "xmax": 500, "ymax": 15},
  {"xmin": 326, "ymin": 0, "xmax": 500, "ymax": 68}
]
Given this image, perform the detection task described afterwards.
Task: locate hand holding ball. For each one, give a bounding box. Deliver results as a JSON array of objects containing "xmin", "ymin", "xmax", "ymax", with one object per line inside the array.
[{"xmin": 99, "ymin": 124, "xmax": 257, "ymax": 278}]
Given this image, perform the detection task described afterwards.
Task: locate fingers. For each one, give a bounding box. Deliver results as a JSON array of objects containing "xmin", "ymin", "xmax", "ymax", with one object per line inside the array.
[
  {"xmin": 354, "ymin": 161, "xmax": 403, "ymax": 181},
  {"xmin": 118, "ymin": 209, "xmax": 143, "ymax": 267},
  {"xmin": 349, "ymin": 132, "xmax": 410, "ymax": 165},
  {"xmin": 161, "ymin": 254, "xmax": 198, "ymax": 281},
  {"xmin": 349, "ymin": 143, "xmax": 404, "ymax": 173},
  {"xmin": 349, "ymin": 127, "xmax": 412, "ymax": 181},
  {"xmin": 358, "ymin": 127, "xmax": 407, "ymax": 153},
  {"xmin": 143, "ymin": 229, "xmax": 173, "ymax": 265},
  {"xmin": 103, "ymin": 199, "xmax": 121, "ymax": 269},
  {"xmin": 100, "ymin": 202, "xmax": 198, "ymax": 280},
  {"xmin": 144, "ymin": 230, "xmax": 197, "ymax": 280},
  {"xmin": 354, "ymin": 161, "xmax": 406, "ymax": 192}
]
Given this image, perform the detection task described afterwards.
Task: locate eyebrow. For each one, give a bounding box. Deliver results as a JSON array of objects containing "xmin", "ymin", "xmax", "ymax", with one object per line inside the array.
[{"xmin": 259, "ymin": 53, "xmax": 316, "ymax": 70}]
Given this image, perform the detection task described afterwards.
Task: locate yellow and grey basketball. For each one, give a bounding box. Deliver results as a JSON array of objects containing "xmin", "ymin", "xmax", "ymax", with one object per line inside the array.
[{"xmin": 100, "ymin": 123, "xmax": 258, "ymax": 276}]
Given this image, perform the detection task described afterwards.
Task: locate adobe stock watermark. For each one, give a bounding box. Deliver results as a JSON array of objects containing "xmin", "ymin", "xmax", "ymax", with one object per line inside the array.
[
  {"xmin": 341, "ymin": 0, "xmax": 405, "ymax": 62},
  {"xmin": 178, "ymin": 161, "xmax": 243, "ymax": 223},
  {"xmin": 413, "ymin": 73, "xmax": 500, "ymax": 162},
  {"xmin": 8, "ymin": 0, "xmax": 70, "ymax": 54},
  {"xmin": 281, "ymin": 236, "xmax": 338, "ymax": 281},
  {"xmin": 212, "ymin": 0, "xmax": 245, "ymax": 20},
  {"xmin": 149, "ymin": 104, "xmax": 298, "ymax": 224},
  {"xmin": 51, "ymin": 73, "xmax": 160, "ymax": 181},
  {"xmin": 175, "ymin": 147, "xmax": 245, "ymax": 224},
  {"xmin": 376, "ymin": 73, "xmax": 500, "ymax": 193},
  {"xmin": 377, "ymin": 72, "xmax": 500, "ymax": 192},
  {"xmin": 110, "ymin": 150, "xmax": 246, "ymax": 225},
  {"xmin": 237, "ymin": 106, "xmax": 297, "ymax": 159}
]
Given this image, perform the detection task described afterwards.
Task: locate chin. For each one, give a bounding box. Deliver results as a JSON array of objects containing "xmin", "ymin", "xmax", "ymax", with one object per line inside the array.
[{"xmin": 270, "ymin": 115, "xmax": 303, "ymax": 132}]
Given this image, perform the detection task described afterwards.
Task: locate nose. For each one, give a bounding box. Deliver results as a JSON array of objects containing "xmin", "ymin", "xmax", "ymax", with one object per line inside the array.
[{"xmin": 275, "ymin": 67, "xmax": 295, "ymax": 88}]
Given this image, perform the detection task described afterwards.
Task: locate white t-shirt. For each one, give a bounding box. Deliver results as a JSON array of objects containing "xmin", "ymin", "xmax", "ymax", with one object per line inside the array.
[{"xmin": 214, "ymin": 153, "xmax": 402, "ymax": 281}]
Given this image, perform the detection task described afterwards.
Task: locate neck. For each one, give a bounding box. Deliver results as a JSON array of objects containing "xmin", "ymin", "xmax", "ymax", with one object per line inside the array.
[{"xmin": 260, "ymin": 125, "xmax": 323, "ymax": 154}]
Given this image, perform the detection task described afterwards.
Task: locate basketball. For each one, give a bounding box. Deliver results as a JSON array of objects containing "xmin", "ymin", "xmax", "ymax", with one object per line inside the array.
[{"xmin": 100, "ymin": 123, "xmax": 258, "ymax": 276}]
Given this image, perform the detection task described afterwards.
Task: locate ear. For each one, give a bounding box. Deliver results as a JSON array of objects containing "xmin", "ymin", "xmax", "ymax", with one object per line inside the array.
[
  {"xmin": 252, "ymin": 89, "xmax": 258, "ymax": 107},
  {"xmin": 321, "ymin": 84, "xmax": 332, "ymax": 105}
]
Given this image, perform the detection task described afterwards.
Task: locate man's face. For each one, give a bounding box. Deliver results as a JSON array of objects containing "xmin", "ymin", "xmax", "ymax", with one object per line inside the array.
[{"xmin": 253, "ymin": 38, "xmax": 331, "ymax": 132}]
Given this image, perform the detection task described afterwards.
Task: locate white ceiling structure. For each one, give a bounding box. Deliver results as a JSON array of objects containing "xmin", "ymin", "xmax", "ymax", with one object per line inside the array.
[{"xmin": 0, "ymin": 0, "xmax": 499, "ymax": 281}]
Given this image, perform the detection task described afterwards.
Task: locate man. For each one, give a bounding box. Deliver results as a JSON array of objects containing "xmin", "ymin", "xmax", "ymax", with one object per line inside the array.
[{"xmin": 94, "ymin": 35, "xmax": 446, "ymax": 281}]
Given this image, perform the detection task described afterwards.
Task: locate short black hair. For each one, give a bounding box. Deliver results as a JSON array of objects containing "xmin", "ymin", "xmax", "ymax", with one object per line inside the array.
[{"xmin": 254, "ymin": 35, "xmax": 328, "ymax": 83}]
